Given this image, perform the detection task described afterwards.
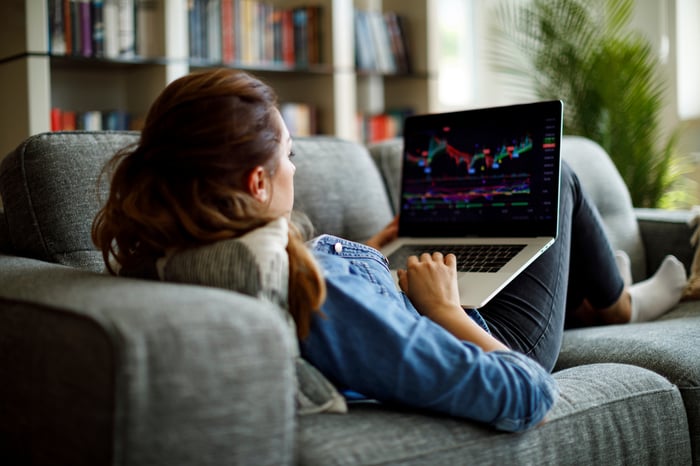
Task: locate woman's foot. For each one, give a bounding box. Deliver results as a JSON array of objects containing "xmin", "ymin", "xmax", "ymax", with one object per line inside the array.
[
  {"xmin": 576, "ymin": 254, "xmax": 687, "ymax": 325},
  {"xmin": 627, "ymin": 255, "xmax": 687, "ymax": 322}
]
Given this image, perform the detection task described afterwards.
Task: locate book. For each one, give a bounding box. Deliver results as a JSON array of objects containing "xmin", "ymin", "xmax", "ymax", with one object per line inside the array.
[
  {"xmin": 49, "ymin": 0, "xmax": 67, "ymax": 54},
  {"xmin": 207, "ymin": 0, "xmax": 222, "ymax": 61},
  {"xmin": 79, "ymin": 0, "xmax": 93, "ymax": 57},
  {"xmin": 354, "ymin": 10, "xmax": 376, "ymax": 71},
  {"xmin": 103, "ymin": 0, "xmax": 120, "ymax": 57},
  {"xmin": 384, "ymin": 11, "xmax": 411, "ymax": 73},
  {"xmin": 367, "ymin": 10, "xmax": 395, "ymax": 73},
  {"xmin": 63, "ymin": 0, "xmax": 73, "ymax": 55},
  {"xmin": 280, "ymin": 102, "xmax": 317, "ymax": 137},
  {"xmin": 221, "ymin": 0, "xmax": 234, "ymax": 63},
  {"xmin": 136, "ymin": 0, "xmax": 164, "ymax": 57},
  {"xmin": 70, "ymin": 0, "xmax": 81, "ymax": 55},
  {"xmin": 92, "ymin": 0, "xmax": 105, "ymax": 57},
  {"xmin": 117, "ymin": 0, "xmax": 135, "ymax": 57}
]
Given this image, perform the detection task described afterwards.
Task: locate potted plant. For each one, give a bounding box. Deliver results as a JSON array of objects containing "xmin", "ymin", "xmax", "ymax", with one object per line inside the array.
[{"xmin": 488, "ymin": 0, "xmax": 693, "ymax": 208}]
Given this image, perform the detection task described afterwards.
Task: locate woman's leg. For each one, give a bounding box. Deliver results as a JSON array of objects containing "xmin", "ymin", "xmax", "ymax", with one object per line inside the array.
[{"xmin": 478, "ymin": 161, "xmax": 624, "ymax": 371}]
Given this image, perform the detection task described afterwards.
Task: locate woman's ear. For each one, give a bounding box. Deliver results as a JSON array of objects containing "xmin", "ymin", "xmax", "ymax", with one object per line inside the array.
[{"xmin": 247, "ymin": 166, "xmax": 269, "ymax": 202}]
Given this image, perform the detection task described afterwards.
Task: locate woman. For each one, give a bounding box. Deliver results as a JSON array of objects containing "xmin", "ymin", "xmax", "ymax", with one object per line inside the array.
[{"xmin": 92, "ymin": 68, "xmax": 686, "ymax": 432}]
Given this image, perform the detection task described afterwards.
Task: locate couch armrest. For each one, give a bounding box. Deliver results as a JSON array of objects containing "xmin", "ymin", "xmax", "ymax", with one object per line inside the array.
[
  {"xmin": 635, "ymin": 208, "xmax": 695, "ymax": 276},
  {"xmin": 0, "ymin": 256, "xmax": 296, "ymax": 466}
]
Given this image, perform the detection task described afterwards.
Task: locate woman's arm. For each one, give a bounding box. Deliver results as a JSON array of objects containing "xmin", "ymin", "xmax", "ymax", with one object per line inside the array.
[
  {"xmin": 397, "ymin": 252, "xmax": 509, "ymax": 352},
  {"xmin": 364, "ymin": 216, "xmax": 399, "ymax": 250},
  {"xmin": 301, "ymin": 250, "xmax": 559, "ymax": 432}
]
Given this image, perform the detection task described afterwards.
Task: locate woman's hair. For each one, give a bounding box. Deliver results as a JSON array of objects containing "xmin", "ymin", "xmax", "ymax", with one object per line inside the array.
[{"xmin": 92, "ymin": 68, "xmax": 325, "ymax": 338}]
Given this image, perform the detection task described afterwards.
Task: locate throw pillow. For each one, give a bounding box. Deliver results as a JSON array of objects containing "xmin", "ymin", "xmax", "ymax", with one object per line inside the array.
[{"xmin": 157, "ymin": 217, "xmax": 347, "ymax": 415}]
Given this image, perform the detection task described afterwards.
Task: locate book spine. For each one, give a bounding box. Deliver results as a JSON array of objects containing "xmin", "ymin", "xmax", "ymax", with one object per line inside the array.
[
  {"xmin": 281, "ymin": 8, "xmax": 294, "ymax": 66},
  {"xmin": 92, "ymin": 0, "xmax": 105, "ymax": 57},
  {"xmin": 70, "ymin": 0, "xmax": 81, "ymax": 55},
  {"xmin": 117, "ymin": 0, "xmax": 135, "ymax": 57},
  {"xmin": 102, "ymin": 0, "xmax": 119, "ymax": 57},
  {"xmin": 48, "ymin": 0, "xmax": 67, "ymax": 54},
  {"xmin": 207, "ymin": 0, "xmax": 222, "ymax": 62},
  {"xmin": 136, "ymin": 0, "xmax": 163, "ymax": 57},
  {"xmin": 63, "ymin": 0, "xmax": 73, "ymax": 54},
  {"xmin": 79, "ymin": 0, "xmax": 93, "ymax": 56},
  {"xmin": 221, "ymin": 0, "xmax": 234, "ymax": 63},
  {"xmin": 293, "ymin": 7, "xmax": 307, "ymax": 66}
]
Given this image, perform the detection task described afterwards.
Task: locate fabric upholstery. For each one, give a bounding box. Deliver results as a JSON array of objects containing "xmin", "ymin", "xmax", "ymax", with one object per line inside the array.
[
  {"xmin": 0, "ymin": 131, "xmax": 698, "ymax": 464},
  {"xmin": 0, "ymin": 255, "xmax": 297, "ymax": 466},
  {"xmin": 292, "ymin": 136, "xmax": 394, "ymax": 242},
  {"xmin": 555, "ymin": 300, "xmax": 700, "ymax": 462},
  {"xmin": 636, "ymin": 207, "xmax": 695, "ymax": 275},
  {"xmin": 0, "ymin": 131, "xmax": 140, "ymax": 272},
  {"xmin": 298, "ymin": 364, "xmax": 690, "ymax": 465},
  {"xmin": 560, "ymin": 136, "xmax": 647, "ymax": 281},
  {"xmin": 158, "ymin": 218, "xmax": 347, "ymax": 415}
]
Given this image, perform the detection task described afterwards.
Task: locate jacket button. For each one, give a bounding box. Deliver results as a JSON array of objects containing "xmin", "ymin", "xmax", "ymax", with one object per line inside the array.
[{"xmin": 334, "ymin": 242, "xmax": 343, "ymax": 254}]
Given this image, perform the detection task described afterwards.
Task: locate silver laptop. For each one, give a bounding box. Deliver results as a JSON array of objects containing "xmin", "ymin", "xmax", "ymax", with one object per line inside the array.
[{"xmin": 381, "ymin": 100, "xmax": 563, "ymax": 308}]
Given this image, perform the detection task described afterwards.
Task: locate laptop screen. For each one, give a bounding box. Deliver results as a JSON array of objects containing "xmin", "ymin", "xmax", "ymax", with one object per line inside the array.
[{"xmin": 399, "ymin": 100, "xmax": 563, "ymax": 238}]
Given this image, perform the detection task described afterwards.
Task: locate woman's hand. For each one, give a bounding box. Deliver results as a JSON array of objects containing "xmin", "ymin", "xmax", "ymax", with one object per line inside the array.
[
  {"xmin": 397, "ymin": 252, "xmax": 508, "ymax": 352},
  {"xmin": 397, "ymin": 252, "xmax": 461, "ymax": 317},
  {"xmin": 364, "ymin": 215, "xmax": 399, "ymax": 250}
]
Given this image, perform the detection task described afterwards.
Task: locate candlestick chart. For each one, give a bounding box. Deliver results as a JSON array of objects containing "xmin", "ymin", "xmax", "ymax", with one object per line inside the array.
[{"xmin": 401, "ymin": 133, "xmax": 539, "ymax": 211}]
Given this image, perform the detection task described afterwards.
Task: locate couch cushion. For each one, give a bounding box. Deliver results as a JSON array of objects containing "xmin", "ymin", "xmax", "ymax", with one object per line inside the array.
[
  {"xmin": 0, "ymin": 255, "xmax": 296, "ymax": 465},
  {"xmin": 0, "ymin": 131, "xmax": 140, "ymax": 272},
  {"xmin": 560, "ymin": 136, "xmax": 646, "ymax": 281},
  {"xmin": 292, "ymin": 136, "xmax": 394, "ymax": 242},
  {"xmin": 298, "ymin": 363, "xmax": 690, "ymax": 465},
  {"xmin": 556, "ymin": 302, "xmax": 700, "ymax": 464}
]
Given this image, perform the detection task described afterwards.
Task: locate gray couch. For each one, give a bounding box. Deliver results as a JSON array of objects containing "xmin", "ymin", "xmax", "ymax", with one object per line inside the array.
[{"xmin": 0, "ymin": 131, "xmax": 698, "ymax": 465}]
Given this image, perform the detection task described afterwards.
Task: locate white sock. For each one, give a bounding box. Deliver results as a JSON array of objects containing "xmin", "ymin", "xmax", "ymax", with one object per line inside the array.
[
  {"xmin": 629, "ymin": 255, "xmax": 687, "ymax": 322},
  {"xmin": 614, "ymin": 250, "xmax": 633, "ymax": 287}
]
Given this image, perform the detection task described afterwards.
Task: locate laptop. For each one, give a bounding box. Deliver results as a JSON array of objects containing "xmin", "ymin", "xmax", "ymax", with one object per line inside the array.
[{"xmin": 381, "ymin": 100, "xmax": 563, "ymax": 308}]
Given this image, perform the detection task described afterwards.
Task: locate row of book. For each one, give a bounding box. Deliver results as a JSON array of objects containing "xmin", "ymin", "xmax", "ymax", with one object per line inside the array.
[
  {"xmin": 357, "ymin": 108, "xmax": 413, "ymax": 144},
  {"xmin": 50, "ymin": 103, "xmax": 317, "ymax": 135},
  {"xmin": 188, "ymin": 0, "xmax": 322, "ymax": 66},
  {"xmin": 48, "ymin": 0, "xmax": 163, "ymax": 58},
  {"xmin": 279, "ymin": 102, "xmax": 317, "ymax": 137},
  {"xmin": 355, "ymin": 10, "xmax": 411, "ymax": 74},
  {"xmin": 50, "ymin": 108, "xmax": 142, "ymax": 131}
]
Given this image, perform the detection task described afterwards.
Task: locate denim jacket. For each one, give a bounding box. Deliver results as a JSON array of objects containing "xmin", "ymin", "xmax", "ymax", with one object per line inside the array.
[{"xmin": 301, "ymin": 235, "xmax": 559, "ymax": 432}]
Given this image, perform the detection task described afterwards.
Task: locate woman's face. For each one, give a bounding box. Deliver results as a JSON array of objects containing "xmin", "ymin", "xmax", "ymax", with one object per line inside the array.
[{"xmin": 266, "ymin": 109, "xmax": 296, "ymax": 219}]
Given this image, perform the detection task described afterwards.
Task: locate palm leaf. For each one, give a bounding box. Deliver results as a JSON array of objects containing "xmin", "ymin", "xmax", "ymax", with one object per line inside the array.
[{"xmin": 488, "ymin": 0, "xmax": 691, "ymax": 207}]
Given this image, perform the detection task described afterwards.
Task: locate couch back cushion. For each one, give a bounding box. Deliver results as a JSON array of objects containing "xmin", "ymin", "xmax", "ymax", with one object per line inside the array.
[
  {"xmin": 560, "ymin": 136, "xmax": 646, "ymax": 280},
  {"xmin": 0, "ymin": 132, "xmax": 394, "ymax": 271},
  {"xmin": 368, "ymin": 135, "xmax": 647, "ymax": 280},
  {"xmin": 0, "ymin": 131, "xmax": 140, "ymax": 272},
  {"xmin": 292, "ymin": 136, "xmax": 394, "ymax": 242}
]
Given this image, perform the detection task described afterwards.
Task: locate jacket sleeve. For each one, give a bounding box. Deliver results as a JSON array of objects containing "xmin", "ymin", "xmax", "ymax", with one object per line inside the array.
[{"xmin": 300, "ymin": 253, "xmax": 559, "ymax": 432}]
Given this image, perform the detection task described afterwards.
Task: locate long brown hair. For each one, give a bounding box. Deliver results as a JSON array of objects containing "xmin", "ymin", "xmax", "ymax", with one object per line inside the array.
[{"xmin": 92, "ymin": 68, "xmax": 325, "ymax": 338}]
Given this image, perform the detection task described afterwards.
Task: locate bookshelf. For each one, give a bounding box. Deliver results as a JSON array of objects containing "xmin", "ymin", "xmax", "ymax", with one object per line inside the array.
[{"xmin": 0, "ymin": 0, "xmax": 438, "ymax": 157}]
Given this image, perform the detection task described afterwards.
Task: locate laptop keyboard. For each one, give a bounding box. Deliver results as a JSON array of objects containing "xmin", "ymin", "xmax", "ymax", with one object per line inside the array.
[{"xmin": 386, "ymin": 244, "xmax": 526, "ymax": 273}]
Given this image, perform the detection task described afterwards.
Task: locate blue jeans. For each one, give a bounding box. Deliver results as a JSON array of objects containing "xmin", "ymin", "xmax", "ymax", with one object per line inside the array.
[{"xmin": 478, "ymin": 161, "xmax": 624, "ymax": 370}]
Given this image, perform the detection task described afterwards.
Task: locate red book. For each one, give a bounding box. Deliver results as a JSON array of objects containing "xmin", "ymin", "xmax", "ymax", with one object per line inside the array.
[
  {"xmin": 50, "ymin": 108, "xmax": 62, "ymax": 131},
  {"xmin": 221, "ymin": 0, "xmax": 234, "ymax": 63},
  {"xmin": 281, "ymin": 9, "xmax": 294, "ymax": 65},
  {"xmin": 62, "ymin": 111, "xmax": 77, "ymax": 131},
  {"xmin": 63, "ymin": 0, "xmax": 72, "ymax": 54}
]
